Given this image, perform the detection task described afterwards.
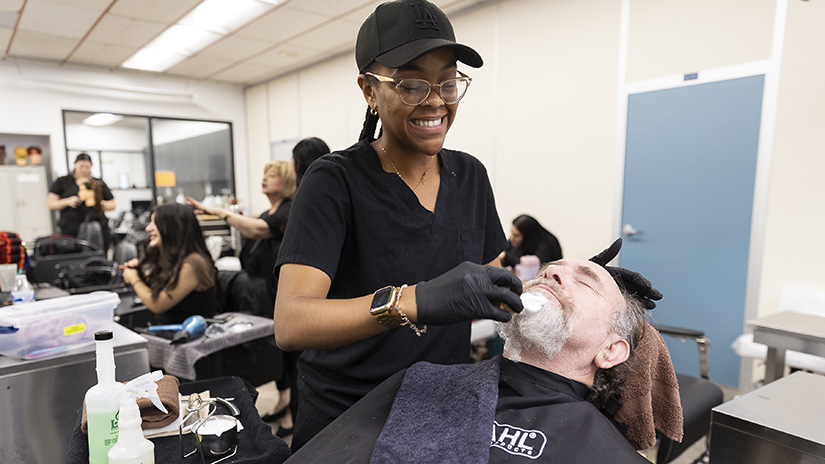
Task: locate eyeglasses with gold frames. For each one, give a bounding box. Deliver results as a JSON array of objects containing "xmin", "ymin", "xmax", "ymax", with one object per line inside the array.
[{"xmin": 365, "ymin": 71, "xmax": 472, "ymax": 106}]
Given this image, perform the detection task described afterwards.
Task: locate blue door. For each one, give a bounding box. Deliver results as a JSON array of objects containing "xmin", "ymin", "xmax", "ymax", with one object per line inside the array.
[{"xmin": 621, "ymin": 76, "xmax": 764, "ymax": 387}]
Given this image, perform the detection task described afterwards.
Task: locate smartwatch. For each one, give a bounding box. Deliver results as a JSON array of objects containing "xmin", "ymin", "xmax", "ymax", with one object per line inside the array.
[{"xmin": 370, "ymin": 286, "xmax": 403, "ymax": 328}]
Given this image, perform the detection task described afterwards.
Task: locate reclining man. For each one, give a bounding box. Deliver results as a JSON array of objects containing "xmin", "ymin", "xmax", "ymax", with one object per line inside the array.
[{"xmin": 286, "ymin": 239, "xmax": 679, "ymax": 463}]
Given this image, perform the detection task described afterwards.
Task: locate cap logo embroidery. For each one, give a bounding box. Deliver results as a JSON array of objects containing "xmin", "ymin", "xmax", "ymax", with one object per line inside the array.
[{"xmin": 412, "ymin": 4, "xmax": 439, "ymax": 30}]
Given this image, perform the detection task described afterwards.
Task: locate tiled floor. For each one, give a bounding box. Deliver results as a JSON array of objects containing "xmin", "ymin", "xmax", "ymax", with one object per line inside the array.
[{"xmin": 253, "ymin": 380, "xmax": 741, "ymax": 463}]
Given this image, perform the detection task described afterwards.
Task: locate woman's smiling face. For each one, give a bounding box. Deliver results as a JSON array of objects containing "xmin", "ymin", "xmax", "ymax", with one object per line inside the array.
[
  {"xmin": 365, "ymin": 48, "xmax": 460, "ymax": 156},
  {"xmin": 145, "ymin": 214, "xmax": 161, "ymax": 248}
]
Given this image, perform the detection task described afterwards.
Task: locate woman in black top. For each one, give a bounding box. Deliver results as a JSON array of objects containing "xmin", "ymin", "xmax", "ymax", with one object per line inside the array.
[
  {"xmin": 186, "ymin": 159, "xmax": 297, "ymax": 314},
  {"xmin": 121, "ymin": 204, "xmax": 218, "ymax": 325},
  {"xmin": 501, "ymin": 214, "xmax": 563, "ymax": 268},
  {"xmin": 47, "ymin": 153, "xmax": 116, "ymax": 250},
  {"xmin": 274, "ymin": 0, "xmax": 523, "ymax": 450}
]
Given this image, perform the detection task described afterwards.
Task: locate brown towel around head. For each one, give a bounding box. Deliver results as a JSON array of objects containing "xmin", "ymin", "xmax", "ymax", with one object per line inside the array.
[
  {"xmin": 81, "ymin": 374, "xmax": 181, "ymax": 432},
  {"xmin": 615, "ymin": 322, "xmax": 683, "ymax": 450}
]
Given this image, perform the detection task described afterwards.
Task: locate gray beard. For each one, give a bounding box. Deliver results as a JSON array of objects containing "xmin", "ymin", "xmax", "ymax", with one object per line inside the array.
[{"xmin": 500, "ymin": 279, "xmax": 573, "ymax": 362}]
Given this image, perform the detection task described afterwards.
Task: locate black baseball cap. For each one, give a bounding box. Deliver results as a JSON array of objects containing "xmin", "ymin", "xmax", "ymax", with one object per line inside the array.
[{"xmin": 356, "ymin": 0, "xmax": 483, "ymax": 73}]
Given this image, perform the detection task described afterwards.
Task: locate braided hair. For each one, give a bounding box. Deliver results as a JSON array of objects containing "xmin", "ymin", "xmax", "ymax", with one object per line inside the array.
[
  {"xmin": 358, "ymin": 106, "xmax": 382, "ymax": 142},
  {"xmin": 359, "ymin": 68, "xmax": 383, "ymax": 142}
]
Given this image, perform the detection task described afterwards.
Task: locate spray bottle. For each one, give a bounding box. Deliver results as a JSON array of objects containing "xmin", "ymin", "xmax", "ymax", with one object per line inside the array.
[
  {"xmin": 107, "ymin": 371, "xmax": 168, "ymax": 464},
  {"xmin": 86, "ymin": 330, "xmax": 123, "ymax": 464}
]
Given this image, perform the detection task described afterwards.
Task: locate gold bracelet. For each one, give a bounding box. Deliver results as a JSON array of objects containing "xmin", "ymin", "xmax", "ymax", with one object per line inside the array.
[{"xmin": 394, "ymin": 284, "xmax": 427, "ymax": 337}]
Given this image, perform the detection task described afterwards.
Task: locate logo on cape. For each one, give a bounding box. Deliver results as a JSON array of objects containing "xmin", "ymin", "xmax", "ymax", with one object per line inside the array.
[{"xmin": 491, "ymin": 421, "xmax": 547, "ymax": 459}]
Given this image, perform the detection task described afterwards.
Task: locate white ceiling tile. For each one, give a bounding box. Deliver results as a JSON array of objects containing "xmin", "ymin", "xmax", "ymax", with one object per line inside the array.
[
  {"xmin": 110, "ymin": 0, "xmax": 199, "ymax": 23},
  {"xmin": 47, "ymin": 0, "xmax": 111, "ymax": 8},
  {"xmin": 289, "ymin": 17, "xmax": 359, "ymax": 51},
  {"xmin": 0, "ymin": 26, "xmax": 12, "ymax": 50},
  {"xmin": 68, "ymin": 40, "xmax": 135, "ymax": 66},
  {"xmin": 285, "ymin": 0, "xmax": 379, "ymax": 18},
  {"xmin": 85, "ymin": 14, "xmax": 166, "ymax": 47},
  {"xmin": 247, "ymin": 43, "xmax": 320, "ymax": 68},
  {"xmin": 18, "ymin": 0, "xmax": 100, "ymax": 39},
  {"xmin": 198, "ymin": 35, "xmax": 273, "ymax": 61},
  {"xmin": 236, "ymin": 6, "xmax": 327, "ymax": 43},
  {"xmin": 0, "ymin": 10, "xmax": 17, "ymax": 27},
  {"xmin": 8, "ymin": 29, "xmax": 77, "ymax": 59},
  {"xmin": 0, "ymin": 0, "xmax": 25, "ymax": 10},
  {"xmin": 210, "ymin": 61, "xmax": 278, "ymax": 85},
  {"xmin": 168, "ymin": 55, "xmax": 235, "ymax": 78},
  {"xmin": 341, "ymin": 2, "xmax": 382, "ymax": 26}
]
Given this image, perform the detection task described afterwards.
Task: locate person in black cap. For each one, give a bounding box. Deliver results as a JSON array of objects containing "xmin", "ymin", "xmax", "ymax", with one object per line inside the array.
[{"xmin": 274, "ymin": 0, "xmax": 522, "ymax": 450}]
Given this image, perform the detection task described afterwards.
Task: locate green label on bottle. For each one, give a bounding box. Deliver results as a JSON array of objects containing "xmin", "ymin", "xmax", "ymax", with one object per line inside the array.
[{"xmin": 88, "ymin": 410, "xmax": 120, "ymax": 463}]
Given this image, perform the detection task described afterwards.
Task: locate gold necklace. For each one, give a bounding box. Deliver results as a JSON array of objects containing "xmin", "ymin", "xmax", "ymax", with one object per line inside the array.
[{"xmin": 379, "ymin": 140, "xmax": 433, "ymax": 191}]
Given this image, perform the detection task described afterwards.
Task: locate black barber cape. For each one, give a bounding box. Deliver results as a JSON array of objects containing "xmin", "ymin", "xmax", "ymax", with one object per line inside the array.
[{"xmin": 285, "ymin": 356, "xmax": 648, "ymax": 463}]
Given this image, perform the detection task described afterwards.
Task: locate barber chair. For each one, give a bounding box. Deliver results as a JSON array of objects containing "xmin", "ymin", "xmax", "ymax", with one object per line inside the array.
[
  {"xmin": 113, "ymin": 241, "xmax": 138, "ymax": 264},
  {"xmin": 653, "ymin": 324, "xmax": 725, "ymax": 464},
  {"xmin": 77, "ymin": 219, "xmax": 104, "ymax": 251}
]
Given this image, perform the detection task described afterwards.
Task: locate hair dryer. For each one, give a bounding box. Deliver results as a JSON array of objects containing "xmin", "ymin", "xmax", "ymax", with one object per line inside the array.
[
  {"xmin": 172, "ymin": 315, "xmax": 207, "ymax": 344},
  {"xmin": 146, "ymin": 315, "xmax": 207, "ymax": 344}
]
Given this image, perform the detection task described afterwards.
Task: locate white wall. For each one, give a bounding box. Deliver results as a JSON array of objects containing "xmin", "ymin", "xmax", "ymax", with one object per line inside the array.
[
  {"xmin": 0, "ymin": 60, "xmax": 251, "ymax": 208},
  {"xmin": 759, "ymin": 0, "xmax": 825, "ymax": 312}
]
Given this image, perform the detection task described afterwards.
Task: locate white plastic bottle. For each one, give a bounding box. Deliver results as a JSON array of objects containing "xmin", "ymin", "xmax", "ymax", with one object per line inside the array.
[
  {"xmin": 11, "ymin": 272, "xmax": 35, "ymax": 303},
  {"xmin": 86, "ymin": 330, "xmax": 123, "ymax": 464},
  {"xmin": 107, "ymin": 371, "xmax": 167, "ymax": 464}
]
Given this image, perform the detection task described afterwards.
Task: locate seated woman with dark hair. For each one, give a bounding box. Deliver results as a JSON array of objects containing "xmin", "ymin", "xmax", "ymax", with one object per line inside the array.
[
  {"xmin": 500, "ymin": 214, "xmax": 563, "ymax": 269},
  {"xmin": 121, "ymin": 204, "xmax": 219, "ymax": 325}
]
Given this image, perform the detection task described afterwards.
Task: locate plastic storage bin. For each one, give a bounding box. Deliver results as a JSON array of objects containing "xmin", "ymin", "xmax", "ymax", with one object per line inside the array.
[{"xmin": 0, "ymin": 291, "xmax": 119, "ymax": 359}]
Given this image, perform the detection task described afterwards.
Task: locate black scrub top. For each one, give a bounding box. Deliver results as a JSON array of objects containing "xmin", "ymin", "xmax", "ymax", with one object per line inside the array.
[
  {"xmin": 49, "ymin": 174, "xmax": 114, "ymax": 237},
  {"xmin": 275, "ymin": 139, "xmax": 507, "ymax": 428},
  {"xmin": 239, "ymin": 200, "xmax": 291, "ymax": 295}
]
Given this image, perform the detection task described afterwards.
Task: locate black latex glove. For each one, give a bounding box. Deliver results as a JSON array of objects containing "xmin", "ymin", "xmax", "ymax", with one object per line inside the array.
[
  {"xmin": 589, "ymin": 238, "xmax": 663, "ymax": 310},
  {"xmin": 416, "ymin": 262, "xmax": 523, "ymax": 325}
]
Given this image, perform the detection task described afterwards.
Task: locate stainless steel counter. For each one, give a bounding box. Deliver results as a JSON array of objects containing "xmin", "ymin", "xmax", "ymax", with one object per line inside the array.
[
  {"xmin": 749, "ymin": 311, "xmax": 825, "ymax": 382},
  {"xmin": 0, "ymin": 323, "xmax": 149, "ymax": 464},
  {"xmin": 710, "ymin": 371, "xmax": 825, "ymax": 463}
]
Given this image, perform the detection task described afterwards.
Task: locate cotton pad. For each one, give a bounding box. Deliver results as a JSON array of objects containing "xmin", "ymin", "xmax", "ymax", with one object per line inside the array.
[{"xmin": 520, "ymin": 292, "xmax": 548, "ymax": 313}]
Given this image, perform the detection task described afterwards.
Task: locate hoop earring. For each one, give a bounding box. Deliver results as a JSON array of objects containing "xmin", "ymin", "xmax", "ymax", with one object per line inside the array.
[{"xmin": 370, "ymin": 107, "xmax": 378, "ymax": 116}]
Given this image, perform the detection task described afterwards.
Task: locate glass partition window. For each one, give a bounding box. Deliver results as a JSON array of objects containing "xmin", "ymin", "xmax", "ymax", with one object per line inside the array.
[
  {"xmin": 64, "ymin": 112, "xmax": 150, "ymax": 185},
  {"xmin": 62, "ymin": 110, "xmax": 234, "ymax": 212},
  {"xmin": 150, "ymin": 118, "xmax": 234, "ymax": 204}
]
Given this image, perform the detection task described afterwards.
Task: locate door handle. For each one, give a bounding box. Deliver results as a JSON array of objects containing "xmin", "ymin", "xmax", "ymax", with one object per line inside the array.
[{"xmin": 622, "ymin": 224, "xmax": 640, "ymax": 236}]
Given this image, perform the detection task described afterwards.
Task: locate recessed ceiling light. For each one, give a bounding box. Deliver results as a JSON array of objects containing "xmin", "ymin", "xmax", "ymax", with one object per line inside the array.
[{"xmin": 83, "ymin": 113, "xmax": 123, "ymax": 127}]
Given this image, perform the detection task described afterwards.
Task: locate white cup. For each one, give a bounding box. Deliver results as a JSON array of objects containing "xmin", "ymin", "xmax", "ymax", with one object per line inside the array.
[{"xmin": 0, "ymin": 264, "xmax": 18, "ymax": 292}]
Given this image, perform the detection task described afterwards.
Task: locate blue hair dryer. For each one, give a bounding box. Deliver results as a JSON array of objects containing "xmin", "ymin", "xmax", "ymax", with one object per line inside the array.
[
  {"xmin": 172, "ymin": 315, "xmax": 207, "ymax": 344},
  {"xmin": 147, "ymin": 315, "xmax": 207, "ymax": 344}
]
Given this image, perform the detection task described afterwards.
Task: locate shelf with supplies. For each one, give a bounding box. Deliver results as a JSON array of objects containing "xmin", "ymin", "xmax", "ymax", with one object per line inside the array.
[{"xmin": 196, "ymin": 215, "xmax": 239, "ymax": 254}]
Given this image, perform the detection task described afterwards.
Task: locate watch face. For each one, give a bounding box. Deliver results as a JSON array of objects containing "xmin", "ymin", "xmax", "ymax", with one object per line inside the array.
[{"xmin": 372, "ymin": 286, "xmax": 393, "ymax": 308}]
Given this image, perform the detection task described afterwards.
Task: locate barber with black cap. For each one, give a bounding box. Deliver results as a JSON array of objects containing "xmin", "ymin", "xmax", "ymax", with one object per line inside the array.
[{"xmin": 273, "ymin": 0, "xmax": 522, "ymax": 450}]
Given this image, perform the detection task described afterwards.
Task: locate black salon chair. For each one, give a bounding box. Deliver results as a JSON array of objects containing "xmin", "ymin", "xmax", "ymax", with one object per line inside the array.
[
  {"xmin": 113, "ymin": 240, "xmax": 138, "ymax": 264},
  {"xmin": 77, "ymin": 219, "xmax": 104, "ymax": 251},
  {"xmin": 653, "ymin": 324, "xmax": 725, "ymax": 464}
]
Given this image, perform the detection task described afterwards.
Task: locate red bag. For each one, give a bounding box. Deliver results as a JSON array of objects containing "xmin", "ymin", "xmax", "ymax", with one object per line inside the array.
[{"xmin": 0, "ymin": 231, "xmax": 26, "ymax": 269}]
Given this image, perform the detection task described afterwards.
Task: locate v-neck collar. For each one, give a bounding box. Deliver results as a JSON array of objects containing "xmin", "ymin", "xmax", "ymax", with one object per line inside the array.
[{"xmin": 366, "ymin": 142, "xmax": 452, "ymax": 220}]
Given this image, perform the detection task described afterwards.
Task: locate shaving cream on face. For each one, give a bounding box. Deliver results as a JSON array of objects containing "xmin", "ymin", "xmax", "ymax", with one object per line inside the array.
[{"xmin": 520, "ymin": 292, "xmax": 549, "ymax": 313}]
